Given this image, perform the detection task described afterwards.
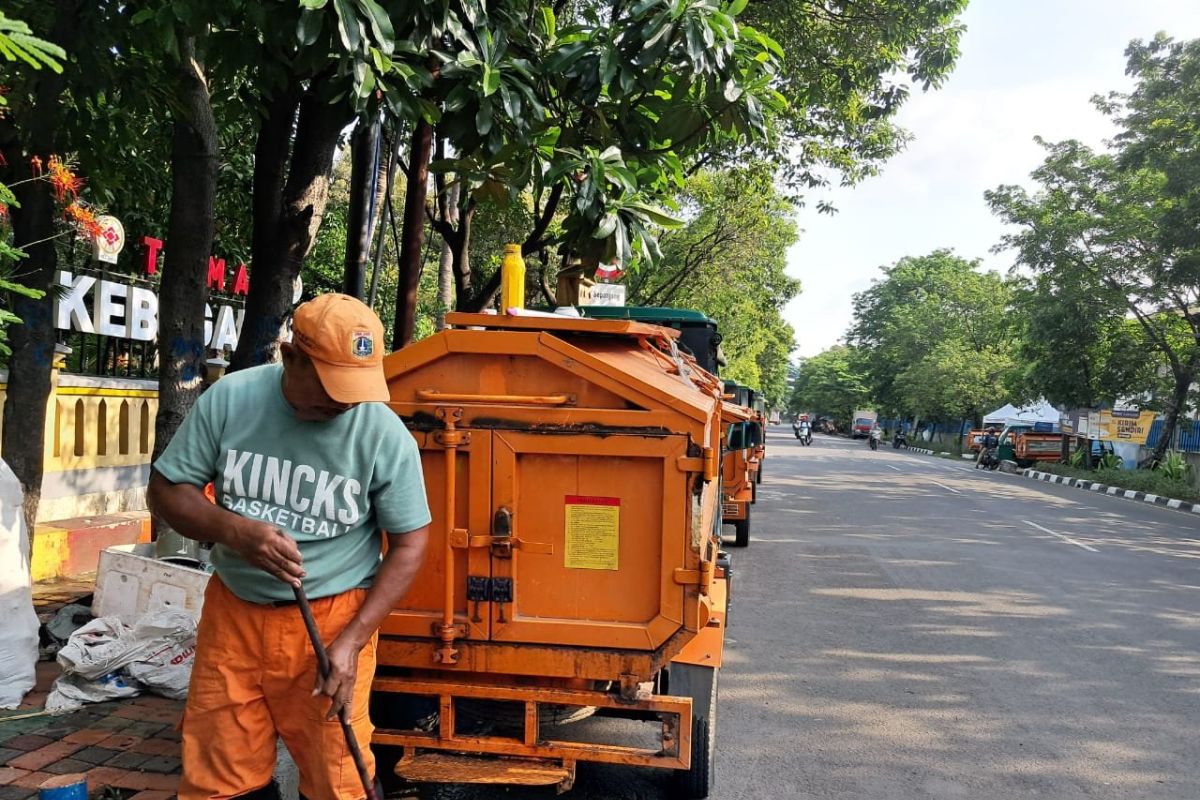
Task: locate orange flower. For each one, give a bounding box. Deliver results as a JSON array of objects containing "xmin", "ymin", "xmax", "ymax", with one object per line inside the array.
[
  {"xmin": 47, "ymin": 155, "xmax": 83, "ymax": 201},
  {"xmin": 0, "ymin": 204, "xmax": 8, "ymax": 223},
  {"xmin": 30, "ymin": 155, "xmax": 43, "ymax": 176},
  {"xmin": 64, "ymin": 201, "xmax": 103, "ymax": 239}
]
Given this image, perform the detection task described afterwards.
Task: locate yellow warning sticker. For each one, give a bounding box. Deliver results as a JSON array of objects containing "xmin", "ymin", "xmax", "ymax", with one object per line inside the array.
[{"xmin": 564, "ymin": 495, "xmax": 620, "ymax": 571}]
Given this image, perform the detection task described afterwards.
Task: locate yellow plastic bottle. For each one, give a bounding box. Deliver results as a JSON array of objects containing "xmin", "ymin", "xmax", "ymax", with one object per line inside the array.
[{"xmin": 500, "ymin": 244, "xmax": 526, "ymax": 312}]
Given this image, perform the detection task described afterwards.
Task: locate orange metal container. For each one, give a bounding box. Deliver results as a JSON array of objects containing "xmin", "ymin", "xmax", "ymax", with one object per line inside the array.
[
  {"xmin": 375, "ymin": 312, "xmax": 730, "ymax": 794},
  {"xmin": 719, "ymin": 399, "xmax": 754, "ymax": 547}
]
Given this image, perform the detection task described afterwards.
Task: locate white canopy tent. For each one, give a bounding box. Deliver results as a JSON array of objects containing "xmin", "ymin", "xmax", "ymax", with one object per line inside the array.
[{"xmin": 983, "ymin": 400, "xmax": 1060, "ymax": 427}]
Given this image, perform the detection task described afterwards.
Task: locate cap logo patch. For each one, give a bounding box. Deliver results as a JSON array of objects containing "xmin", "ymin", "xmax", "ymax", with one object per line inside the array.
[{"xmin": 351, "ymin": 331, "xmax": 374, "ymax": 359}]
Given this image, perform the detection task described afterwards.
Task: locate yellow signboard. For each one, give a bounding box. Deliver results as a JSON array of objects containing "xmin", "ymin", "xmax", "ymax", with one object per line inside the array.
[
  {"xmin": 564, "ymin": 495, "xmax": 620, "ymax": 570},
  {"xmin": 1104, "ymin": 410, "xmax": 1157, "ymax": 445}
]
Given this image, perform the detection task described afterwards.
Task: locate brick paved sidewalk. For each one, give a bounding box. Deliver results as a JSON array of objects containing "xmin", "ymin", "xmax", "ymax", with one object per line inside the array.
[
  {"xmin": 0, "ymin": 665, "xmax": 183, "ymax": 799},
  {"xmin": 0, "ymin": 578, "xmax": 183, "ymax": 799}
]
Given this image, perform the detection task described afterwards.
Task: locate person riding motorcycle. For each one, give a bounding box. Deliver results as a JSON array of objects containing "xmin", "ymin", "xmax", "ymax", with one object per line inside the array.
[
  {"xmin": 977, "ymin": 426, "xmax": 1000, "ymax": 468},
  {"xmin": 892, "ymin": 426, "xmax": 908, "ymax": 449},
  {"xmin": 868, "ymin": 422, "xmax": 883, "ymax": 450}
]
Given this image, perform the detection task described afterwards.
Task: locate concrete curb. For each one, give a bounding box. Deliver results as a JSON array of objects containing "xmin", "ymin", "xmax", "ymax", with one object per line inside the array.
[
  {"xmin": 906, "ymin": 447, "xmax": 970, "ymax": 460},
  {"xmin": 1022, "ymin": 469, "xmax": 1200, "ymax": 515}
]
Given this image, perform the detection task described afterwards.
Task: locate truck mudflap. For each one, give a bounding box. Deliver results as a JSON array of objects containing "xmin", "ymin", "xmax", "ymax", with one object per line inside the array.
[{"xmin": 373, "ymin": 678, "xmax": 692, "ymax": 792}]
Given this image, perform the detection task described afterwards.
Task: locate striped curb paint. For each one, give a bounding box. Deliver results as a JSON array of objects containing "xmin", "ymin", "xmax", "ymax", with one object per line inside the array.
[{"xmin": 1022, "ymin": 469, "xmax": 1200, "ymax": 515}]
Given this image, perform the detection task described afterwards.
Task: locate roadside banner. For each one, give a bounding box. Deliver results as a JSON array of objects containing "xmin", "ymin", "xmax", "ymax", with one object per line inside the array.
[{"xmin": 1103, "ymin": 409, "xmax": 1157, "ymax": 445}]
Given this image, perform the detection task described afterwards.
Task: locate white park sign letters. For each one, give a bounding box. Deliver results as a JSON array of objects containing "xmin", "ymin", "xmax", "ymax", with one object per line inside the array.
[{"xmin": 53, "ymin": 269, "xmax": 245, "ymax": 351}]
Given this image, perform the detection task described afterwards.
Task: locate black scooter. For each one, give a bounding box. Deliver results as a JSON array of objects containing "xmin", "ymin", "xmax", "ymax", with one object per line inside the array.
[
  {"xmin": 976, "ymin": 446, "xmax": 1000, "ymax": 471},
  {"xmin": 893, "ymin": 431, "xmax": 908, "ymax": 449}
]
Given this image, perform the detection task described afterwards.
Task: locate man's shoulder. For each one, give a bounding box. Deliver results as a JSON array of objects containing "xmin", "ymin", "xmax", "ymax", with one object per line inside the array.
[
  {"xmin": 207, "ymin": 362, "xmax": 280, "ymax": 399},
  {"xmin": 351, "ymin": 402, "xmax": 415, "ymax": 442}
]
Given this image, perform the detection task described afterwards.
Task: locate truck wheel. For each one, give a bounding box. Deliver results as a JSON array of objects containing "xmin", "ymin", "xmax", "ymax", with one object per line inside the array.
[
  {"xmin": 731, "ymin": 505, "xmax": 750, "ymax": 548},
  {"xmin": 751, "ymin": 479, "xmax": 757, "ymax": 504},
  {"xmin": 755, "ymin": 463, "xmax": 763, "ymax": 484},
  {"xmin": 671, "ymin": 665, "xmax": 718, "ymax": 799}
]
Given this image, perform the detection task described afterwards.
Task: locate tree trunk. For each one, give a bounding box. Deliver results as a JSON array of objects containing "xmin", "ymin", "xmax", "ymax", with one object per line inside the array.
[
  {"xmin": 152, "ymin": 36, "xmax": 219, "ymax": 462},
  {"xmin": 367, "ymin": 126, "xmax": 400, "ymax": 309},
  {"xmin": 246, "ymin": 82, "xmax": 302, "ymax": 310},
  {"xmin": 451, "ymin": 202, "xmax": 475, "ymax": 310},
  {"xmin": 1147, "ymin": 367, "xmax": 1195, "ymax": 466},
  {"xmin": 436, "ymin": 180, "xmax": 459, "ymax": 330},
  {"xmin": 343, "ymin": 113, "xmax": 382, "ymax": 299},
  {"xmin": 0, "ymin": 0, "xmax": 82, "ymax": 537},
  {"xmin": 231, "ymin": 81, "xmax": 350, "ymax": 371},
  {"xmin": 391, "ymin": 116, "xmax": 434, "ymax": 349}
]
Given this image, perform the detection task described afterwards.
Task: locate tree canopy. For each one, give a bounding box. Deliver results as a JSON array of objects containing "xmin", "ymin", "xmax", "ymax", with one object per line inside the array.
[{"xmin": 848, "ymin": 250, "xmax": 1016, "ymax": 422}]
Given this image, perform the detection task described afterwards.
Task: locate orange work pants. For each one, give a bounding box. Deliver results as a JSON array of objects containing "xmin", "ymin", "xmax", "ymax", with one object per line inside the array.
[{"xmin": 178, "ymin": 576, "xmax": 377, "ymax": 800}]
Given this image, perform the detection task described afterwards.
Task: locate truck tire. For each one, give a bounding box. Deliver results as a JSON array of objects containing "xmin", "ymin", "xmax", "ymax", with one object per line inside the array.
[
  {"xmin": 750, "ymin": 478, "xmax": 757, "ymax": 504},
  {"xmin": 671, "ymin": 665, "xmax": 719, "ymax": 799},
  {"xmin": 756, "ymin": 462, "xmax": 763, "ymax": 484},
  {"xmin": 731, "ymin": 505, "xmax": 750, "ymax": 548}
]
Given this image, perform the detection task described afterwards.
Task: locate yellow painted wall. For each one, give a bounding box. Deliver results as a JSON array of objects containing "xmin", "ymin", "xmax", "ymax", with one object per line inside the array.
[{"xmin": 0, "ymin": 375, "xmax": 157, "ymax": 474}]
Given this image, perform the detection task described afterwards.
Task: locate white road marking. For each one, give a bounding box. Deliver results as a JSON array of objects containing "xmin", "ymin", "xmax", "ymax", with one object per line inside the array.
[
  {"xmin": 931, "ymin": 480, "xmax": 962, "ymax": 494},
  {"xmin": 1022, "ymin": 519, "xmax": 1098, "ymax": 552},
  {"xmin": 886, "ymin": 465, "xmax": 902, "ymax": 472}
]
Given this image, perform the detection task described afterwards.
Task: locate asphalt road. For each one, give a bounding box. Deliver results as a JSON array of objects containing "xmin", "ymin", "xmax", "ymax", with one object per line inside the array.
[{"xmin": 405, "ymin": 429, "xmax": 1200, "ymax": 799}]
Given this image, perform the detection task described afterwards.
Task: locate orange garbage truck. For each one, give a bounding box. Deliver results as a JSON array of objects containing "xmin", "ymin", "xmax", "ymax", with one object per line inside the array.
[
  {"xmin": 719, "ymin": 381, "xmax": 756, "ymax": 547},
  {"xmin": 747, "ymin": 389, "xmax": 767, "ymax": 490},
  {"xmin": 375, "ymin": 311, "xmax": 731, "ymax": 797}
]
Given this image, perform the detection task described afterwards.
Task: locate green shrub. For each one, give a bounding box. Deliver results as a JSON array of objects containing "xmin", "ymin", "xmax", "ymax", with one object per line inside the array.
[{"xmin": 1157, "ymin": 450, "xmax": 1192, "ymax": 483}]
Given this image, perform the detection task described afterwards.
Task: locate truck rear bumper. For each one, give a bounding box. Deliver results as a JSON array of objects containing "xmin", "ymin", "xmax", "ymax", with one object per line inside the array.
[{"xmin": 373, "ymin": 676, "xmax": 692, "ymax": 790}]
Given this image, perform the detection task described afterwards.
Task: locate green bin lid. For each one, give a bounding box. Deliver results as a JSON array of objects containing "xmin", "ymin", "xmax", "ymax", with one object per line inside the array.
[{"xmin": 579, "ymin": 306, "xmax": 716, "ymax": 326}]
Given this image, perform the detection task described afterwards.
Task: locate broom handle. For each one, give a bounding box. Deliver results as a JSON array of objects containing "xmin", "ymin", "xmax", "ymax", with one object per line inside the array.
[{"xmin": 292, "ymin": 584, "xmax": 379, "ymax": 800}]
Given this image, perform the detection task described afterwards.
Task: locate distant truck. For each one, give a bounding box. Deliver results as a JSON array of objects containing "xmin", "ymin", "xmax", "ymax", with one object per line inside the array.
[{"xmin": 851, "ymin": 410, "xmax": 877, "ymax": 439}]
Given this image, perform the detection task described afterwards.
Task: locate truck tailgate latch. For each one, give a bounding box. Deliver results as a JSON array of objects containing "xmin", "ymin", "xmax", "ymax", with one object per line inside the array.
[{"xmin": 491, "ymin": 507, "xmax": 553, "ymax": 558}]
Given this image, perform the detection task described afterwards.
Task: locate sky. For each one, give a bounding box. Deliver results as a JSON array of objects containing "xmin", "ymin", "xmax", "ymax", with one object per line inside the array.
[{"xmin": 783, "ymin": 0, "xmax": 1200, "ymax": 358}]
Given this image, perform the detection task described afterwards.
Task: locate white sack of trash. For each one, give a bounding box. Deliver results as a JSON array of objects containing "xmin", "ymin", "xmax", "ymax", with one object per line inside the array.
[{"xmin": 46, "ymin": 609, "xmax": 197, "ymax": 713}]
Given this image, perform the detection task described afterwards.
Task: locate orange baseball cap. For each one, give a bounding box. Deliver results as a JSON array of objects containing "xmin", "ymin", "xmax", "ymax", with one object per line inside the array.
[{"xmin": 291, "ymin": 293, "xmax": 389, "ymax": 404}]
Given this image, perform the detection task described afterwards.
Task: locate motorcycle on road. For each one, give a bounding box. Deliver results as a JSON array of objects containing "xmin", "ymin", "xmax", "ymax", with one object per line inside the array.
[{"xmin": 893, "ymin": 431, "xmax": 908, "ymax": 450}]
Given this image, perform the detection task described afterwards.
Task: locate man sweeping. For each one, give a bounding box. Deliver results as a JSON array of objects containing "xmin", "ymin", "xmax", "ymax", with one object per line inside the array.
[{"xmin": 148, "ymin": 293, "xmax": 431, "ymax": 799}]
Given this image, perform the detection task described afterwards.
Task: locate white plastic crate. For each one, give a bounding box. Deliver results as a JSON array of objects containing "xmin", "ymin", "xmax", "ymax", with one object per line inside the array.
[{"xmin": 93, "ymin": 543, "xmax": 211, "ymax": 624}]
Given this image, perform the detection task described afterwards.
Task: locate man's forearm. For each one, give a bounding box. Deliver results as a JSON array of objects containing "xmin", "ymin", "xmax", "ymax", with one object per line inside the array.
[
  {"xmin": 147, "ymin": 470, "xmax": 245, "ymax": 547},
  {"xmin": 336, "ymin": 528, "xmax": 429, "ymax": 651}
]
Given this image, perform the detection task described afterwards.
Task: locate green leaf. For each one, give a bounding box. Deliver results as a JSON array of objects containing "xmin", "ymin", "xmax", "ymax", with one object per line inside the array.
[
  {"xmin": 499, "ymin": 83, "xmax": 520, "ymax": 120},
  {"xmin": 539, "ymin": 7, "xmax": 556, "ymax": 40},
  {"xmin": 626, "ymin": 202, "xmax": 682, "ymax": 228},
  {"xmin": 299, "ymin": 0, "xmax": 328, "ymax": 8},
  {"xmin": 354, "ymin": 0, "xmax": 395, "ymax": 54},
  {"xmin": 476, "ymin": 102, "xmax": 493, "ymax": 135},
  {"xmin": 297, "ymin": 9, "xmax": 324, "ymax": 46},
  {"xmin": 333, "ymin": 0, "xmax": 362, "ymax": 52},
  {"xmin": 599, "ymin": 46, "xmax": 617, "ymax": 89},
  {"xmin": 594, "ymin": 212, "xmax": 619, "ymax": 239},
  {"xmin": 482, "ymin": 65, "xmax": 500, "ymax": 97},
  {"xmin": 725, "ymin": 0, "xmax": 748, "ymax": 16}
]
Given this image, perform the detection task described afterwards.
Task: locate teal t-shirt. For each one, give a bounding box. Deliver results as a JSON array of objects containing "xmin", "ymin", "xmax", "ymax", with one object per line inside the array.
[{"xmin": 153, "ymin": 363, "xmax": 431, "ymax": 603}]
